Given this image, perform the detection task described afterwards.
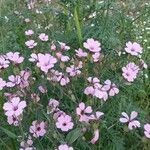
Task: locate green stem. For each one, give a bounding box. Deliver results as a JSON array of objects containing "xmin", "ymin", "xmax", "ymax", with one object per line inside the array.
[{"xmin": 74, "ymin": 6, "xmax": 83, "ymax": 47}]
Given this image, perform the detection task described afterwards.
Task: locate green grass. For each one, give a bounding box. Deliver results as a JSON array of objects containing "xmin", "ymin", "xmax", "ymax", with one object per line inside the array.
[{"xmin": 0, "ymin": 0, "xmax": 150, "ymax": 149}]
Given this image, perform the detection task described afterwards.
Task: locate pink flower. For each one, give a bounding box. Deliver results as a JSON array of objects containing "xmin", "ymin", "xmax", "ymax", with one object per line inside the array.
[
  {"xmin": 38, "ymin": 86, "xmax": 47, "ymax": 93},
  {"xmin": 19, "ymin": 70, "xmax": 30, "ymax": 88},
  {"xmin": 53, "ymin": 110, "xmax": 66, "ymax": 121},
  {"xmin": 122, "ymin": 62, "xmax": 139, "ymax": 82},
  {"xmin": 39, "ymin": 33, "xmax": 49, "ymax": 41},
  {"xmin": 20, "ymin": 135, "xmax": 34, "ymax": 150},
  {"xmin": 31, "ymin": 93, "xmax": 40, "ymax": 102},
  {"xmin": 0, "ymin": 78, "xmax": 6, "ymax": 90},
  {"xmin": 7, "ymin": 115, "xmax": 21, "ymax": 126},
  {"xmin": 29, "ymin": 121, "xmax": 46, "ymax": 138},
  {"xmin": 87, "ymin": 77, "xmax": 100, "ymax": 83},
  {"xmin": 144, "ymin": 124, "xmax": 150, "ymax": 139},
  {"xmin": 84, "ymin": 79, "xmax": 96, "ymax": 95},
  {"xmin": 56, "ymin": 52, "xmax": 70, "ymax": 62},
  {"xmin": 60, "ymin": 55, "xmax": 70, "ymax": 62},
  {"xmin": 51, "ymin": 43, "xmax": 56, "ymax": 51},
  {"xmin": 0, "ymin": 55, "xmax": 10, "ymax": 69},
  {"xmin": 57, "ymin": 144, "xmax": 73, "ymax": 150},
  {"xmin": 58, "ymin": 75, "xmax": 70, "ymax": 86},
  {"xmin": 37, "ymin": 53, "xmax": 57, "ymax": 73},
  {"xmin": 7, "ymin": 75, "xmax": 21, "ymax": 87},
  {"xmin": 119, "ymin": 111, "xmax": 140, "ymax": 130},
  {"xmin": 3, "ymin": 97, "xmax": 26, "ymax": 117},
  {"xmin": 25, "ymin": 29, "xmax": 34, "ymax": 36},
  {"xmin": 125, "ymin": 41, "xmax": 142, "ymax": 56},
  {"xmin": 29, "ymin": 53, "xmax": 38, "ymax": 62},
  {"xmin": 76, "ymin": 102, "xmax": 92, "ymax": 123},
  {"xmin": 102, "ymin": 80, "xmax": 119, "ymax": 96},
  {"xmin": 6, "ymin": 52, "xmax": 24, "ymax": 64},
  {"xmin": 66, "ymin": 62, "xmax": 82, "ymax": 77},
  {"xmin": 92, "ymin": 52, "xmax": 100, "ymax": 62},
  {"xmin": 83, "ymin": 38, "xmax": 101, "ymax": 53},
  {"xmin": 84, "ymin": 77, "xmax": 109, "ymax": 101},
  {"xmin": 59, "ymin": 42, "xmax": 70, "ymax": 51},
  {"xmin": 25, "ymin": 40, "xmax": 37, "ymax": 49},
  {"xmin": 122, "ymin": 68, "xmax": 136, "ymax": 82},
  {"xmin": 47, "ymin": 70, "xmax": 70, "ymax": 86},
  {"xmin": 75, "ymin": 48, "xmax": 88, "ymax": 58},
  {"xmin": 56, "ymin": 115, "xmax": 74, "ymax": 132},
  {"xmin": 84, "ymin": 86, "xmax": 95, "ymax": 95},
  {"xmin": 4, "ymin": 92, "xmax": 17, "ymax": 100},
  {"xmin": 90, "ymin": 129, "xmax": 99, "ymax": 144},
  {"xmin": 93, "ymin": 83, "xmax": 108, "ymax": 101},
  {"xmin": 47, "ymin": 99, "xmax": 59, "ymax": 114},
  {"xmin": 140, "ymin": 59, "xmax": 148, "ymax": 69},
  {"xmin": 126, "ymin": 62, "xmax": 139, "ymax": 74},
  {"xmin": 89, "ymin": 111, "xmax": 104, "ymax": 121}
]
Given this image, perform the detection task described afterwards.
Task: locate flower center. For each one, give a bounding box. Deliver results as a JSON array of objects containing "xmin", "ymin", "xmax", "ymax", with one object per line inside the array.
[
  {"xmin": 131, "ymin": 48, "xmax": 135, "ymax": 52},
  {"xmin": 13, "ymin": 106, "xmax": 18, "ymax": 111},
  {"xmin": 37, "ymin": 127, "xmax": 41, "ymax": 131},
  {"xmin": 81, "ymin": 110, "xmax": 84, "ymax": 115},
  {"xmin": 63, "ymin": 122, "xmax": 67, "ymax": 126}
]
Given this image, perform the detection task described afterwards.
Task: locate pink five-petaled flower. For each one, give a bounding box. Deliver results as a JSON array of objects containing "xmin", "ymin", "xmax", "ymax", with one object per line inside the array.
[
  {"xmin": 122, "ymin": 62, "xmax": 139, "ymax": 82},
  {"xmin": 20, "ymin": 135, "xmax": 34, "ymax": 150},
  {"xmin": 25, "ymin": 29, "xmax": 34, "ymax": 36},
  {"xmin": 57, "ymin": 144, "xmax": 73, "ymax": 150},
  {"xmin": 144, "ymin": 124, "xmax": 150, "ymax": 139},
  {"xmin": 75, "ymin": 48, "xmax": 88, "ymax": 58},
  {"xmin": 19, "ymin": 70, "xmax": 30, "ymax": 88},
  {"xmin": 76, "ymin": 102, "xmax": 93, "ymax": 123},
  {"xmin": 3, "ymin": 97, "xmax": 26, "ymax": 117},
  {"xmin": 89, "ymin": 111, "xmax": 104, "ymax": 121},
  {"xmin": 39, "ymin": 33, "xmax": 49, "ymax": 41},
  {"xmin": 66, "ymin": 62, "xmax": 82, "ymax": 77},
  {"xmin": 51, "ymin": 42, "xmax": 56, "ymax": 51},
  {"xmin": 119, "ymin": 111, "xmax": 140, "ymax": 130},
  {"xmin": 59, "ymin": 76, "xmax": 70, "ymax": 86},
  {"xmin": 93, "ymin": 83, "xmax": 108, "ymax": 101},
  {"xmin": 47, "ymin": 99, "xmax": 59, "ymax": 114},
  {"xmin": 102, "ymin": 80, "xmax": 119, "ymax": 96},
  {"xmin": 7, "ymin": 115, "xmax": 21, "ymax": 126},
  {"xmin": 25, "ymin": 40, "xmax": 37, "ymax": 49},
  {"xmin": 0, "ymin": 55, "xmax": 10, "ymax": 69},
  {"xmin": 83, "ymin": 38, "xmax": 101, "ymax": 53},
  {"xmin": 56, "ymin": 52, "xmax": 70, "ymax": 62},
  {"xmin": 6, "ymin": 52, "xmax": 24, "ymax": 64},
  {"xmin": 47, "ymin": 70, "xmax": 70, "ymax": 86},
  {"xmin": 84, "ymin": 77, "xmax": 100, "ymax": 96},
  {"xmin": 37, "ymin": 53, "xmax": 57, "ymax": 73},
  {"xmin": 0, "ymin": 78, "xmax": 6, "ymax": 90},
  {"xmin": 7, "ymin": 75, "xmax": 21, "ymax": 87},
  {"xmin": 29, "ymin": 53, "xmax": 38, "ymax": 62},
  {"xmin": 56, "ymin": 115, "xmax": 74, "ymax": 132},
  {"xmin": 53, "ymin": 110, "xmax": 66, "ymax": 121},
  {"xmin": 125, "ymin": 41, "xmax": 142, "ymax": 56},
  {"xmin": 59, "ymin": 42, "xmax": 70, "ymax": 51},
  {"xmin": 92, "ymin": 52, "xmax": 100, "ymax": 62},
  {"xmin": 29, "ymin": 121, "xmax": 46, "ymax": 138},
  {"xmin": 90, "ymin": 129, "xmax": 99, "ymax": 144},
  {"xmin": 38, "ymin": 85, "xmax": 47, "ymax": 93}
]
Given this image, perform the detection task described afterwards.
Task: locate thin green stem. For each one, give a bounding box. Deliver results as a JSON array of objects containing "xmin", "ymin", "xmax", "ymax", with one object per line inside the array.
[{"xmin": 74, "ymin": 6, "xmax": 83, "ymax": 47}]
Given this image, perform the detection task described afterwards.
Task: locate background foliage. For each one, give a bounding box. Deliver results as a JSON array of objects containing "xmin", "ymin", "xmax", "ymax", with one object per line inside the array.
[{"xmin": 0, "ymin": 0, "xmax": 150, "ymax": 149}]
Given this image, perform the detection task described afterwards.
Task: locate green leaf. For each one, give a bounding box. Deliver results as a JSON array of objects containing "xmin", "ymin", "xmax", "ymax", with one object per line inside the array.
[
  {"xmin": 66, "ymin": 128, "xmax": 82, "ymax": 144},
  {"xmin": 0, "ymin": 126, "xmax": 17, "ymax": 139}
]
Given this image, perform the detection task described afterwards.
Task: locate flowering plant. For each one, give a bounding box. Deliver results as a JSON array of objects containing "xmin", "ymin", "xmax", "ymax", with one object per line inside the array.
[{"xmin": 0, "ymin": 0, "xmax": 150, "ymax": 149}]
